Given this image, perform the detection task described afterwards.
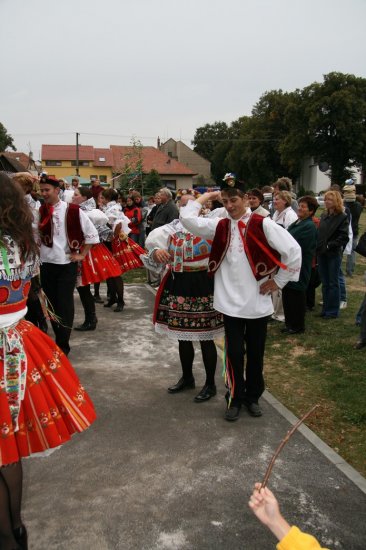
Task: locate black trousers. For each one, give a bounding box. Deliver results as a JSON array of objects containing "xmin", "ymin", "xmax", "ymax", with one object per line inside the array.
[
  {"xmin": 282, "ymin": 286, "xmax": 306, "ymax": 331},
  {"xmin": 77, "ymin": 284, "xmax": 96, "ymax": 320},
  {"xmin": 40, "ymin": 262, "xmax": 78, "ymax": 355},
  {"xmin": 223, "ymin": 315, "xmax": 268, "ymax": 405}
]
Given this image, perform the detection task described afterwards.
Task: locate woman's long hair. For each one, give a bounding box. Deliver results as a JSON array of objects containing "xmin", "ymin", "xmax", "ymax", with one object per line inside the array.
[
  {"xmin": 0, "ymin": 172, "xmax": 39, "ymax": 261},
  {"xmin": 324, "ymin": 190, "xmax": 344, "ymax": 215}
]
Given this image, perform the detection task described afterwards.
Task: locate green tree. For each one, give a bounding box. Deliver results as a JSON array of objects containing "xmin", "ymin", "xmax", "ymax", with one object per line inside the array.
[
  {"xmin": 228, "ymin": 91, "xmax": 296, "ymax": 186},
  {"xmin": 282, "ymin": 72, "xmax": 366, "ymax": 184},
  {"xmin": 192, "ymin": 121, "xmax": 230, "ymax": 162},
  {"xmin": 0, "ymin": 122, "xmax": 16, "ymax": 151},
  {"xmin": 118, "ymin": 137, "xmax": 144, "ymax": 195},
  {"xmin": 143, "ymin": 169, "xmax": 162, "ymax": 196}
]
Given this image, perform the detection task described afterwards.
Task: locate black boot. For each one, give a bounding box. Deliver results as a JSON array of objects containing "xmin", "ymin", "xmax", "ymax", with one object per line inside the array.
[
  {"xmin": 74, "ymin": 315, "xmax": 97, "ymax": 331},
  {"xmin": 13, "ymin": 524, "xmax": 28, "ymax": 550},
  {"xmin": 114, "ymin": 301, "xmax": 125, "ymax": 312},
  {"xmin": 104, "ymin": 299, "xmax": 117, "ymax": 308}
]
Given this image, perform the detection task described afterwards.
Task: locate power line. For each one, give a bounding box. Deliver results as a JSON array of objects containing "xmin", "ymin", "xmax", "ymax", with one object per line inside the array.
[{"xmin": 12, "ymin": 131, "xmax": 281, "ymax": 143}]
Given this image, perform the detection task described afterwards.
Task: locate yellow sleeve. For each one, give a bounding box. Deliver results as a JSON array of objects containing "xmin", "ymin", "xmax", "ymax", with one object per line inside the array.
[{"xmin": 277, "ymin": 526, "xmax": 329, "ymax": 550}]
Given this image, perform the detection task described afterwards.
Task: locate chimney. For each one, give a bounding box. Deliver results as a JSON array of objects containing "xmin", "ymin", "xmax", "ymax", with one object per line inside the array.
[{"xmin": 157, "ymin": 136, "xmax": 161, "ymax": 149}]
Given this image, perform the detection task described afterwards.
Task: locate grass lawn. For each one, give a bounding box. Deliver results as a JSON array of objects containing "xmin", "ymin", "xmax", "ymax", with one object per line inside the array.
[
  {"xmin": 265, "ymin": 210, "xmax": 366, "ymax": 477},
  {"xmin": 123, "ymin": 212, "xmax": 366, "ymax": 477}
]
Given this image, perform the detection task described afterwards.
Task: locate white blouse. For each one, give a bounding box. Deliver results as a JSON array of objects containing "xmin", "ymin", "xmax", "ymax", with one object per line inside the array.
[
  {"xmin": 180, "ymin": 200, "xmax": 301, "ymax": 319},
  {"xmin": 40, "ymin": 200, "xmax": 99, "ymax": 265}
]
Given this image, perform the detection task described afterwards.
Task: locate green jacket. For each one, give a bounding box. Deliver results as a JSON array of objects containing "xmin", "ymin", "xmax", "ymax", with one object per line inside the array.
[{"xmin": 286, "ymin": 217, "xmax": 317, "ymax": 292}]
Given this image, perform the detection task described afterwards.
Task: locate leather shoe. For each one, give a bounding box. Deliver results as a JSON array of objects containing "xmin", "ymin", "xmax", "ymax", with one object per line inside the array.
[
  {"xmin": 114, "ymin": 302, "xmax": 125, "ymax": 312},
  {"xmin": 74, "ymin": 322, "xmax": 97, "ymax": 331},
  {"xmin": 243, "ymin": 400, "xmax": 262, "ymax": 417},
  {"xmin": 167, "ymin": 377, "xmax": 195, "ymax": 393},
  {"xmin": 104, "ymin": 299, "xmax": 117, "ymax": 308},
  {"xmin": 224, "ymin": 405, "xmax": 241, "ymax": 421},
  {"xmin": 94, "ymin": 295, "xmax": 104, "ymax": 304},
  {"xmin": 194, "ymin": 384, "xmax": 216, "ymax": 402},
  {"xmin": 353, "ymin": 341, "xmax": 366, "ymax": 350}
]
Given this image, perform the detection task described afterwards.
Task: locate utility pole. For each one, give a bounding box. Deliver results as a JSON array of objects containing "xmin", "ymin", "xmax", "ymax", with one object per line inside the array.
[{"xmin": 76, "ymin": 132, "xmax": 80, "ymax": 176}]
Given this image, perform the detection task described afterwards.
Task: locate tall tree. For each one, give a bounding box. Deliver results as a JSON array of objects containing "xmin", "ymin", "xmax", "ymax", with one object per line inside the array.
[
  {"xmin": 228, "ymin": 91, "xmax": 296, "ymax": 186},
  {"xmin": 0, "ymin": 122, "xmax": 16, "ymax": 151},
  {"xmin": 192, "ymin": 121, "xmax": 230, "ymax": 162},
  {"xmin": 283, "ymin": 72, "xmax": 366, "ymax": 184}
]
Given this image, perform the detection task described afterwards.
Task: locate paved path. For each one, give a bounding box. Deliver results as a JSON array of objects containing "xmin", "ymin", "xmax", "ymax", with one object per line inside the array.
[{"xmin": 23, "ymin": 285, "xmax": 366, "ymax": 549}]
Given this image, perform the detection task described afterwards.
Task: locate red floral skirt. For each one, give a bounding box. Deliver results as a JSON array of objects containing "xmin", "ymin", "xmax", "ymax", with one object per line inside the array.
[
  {"xmin": 111, "ymin": 237, "xmax": 145, "ymax": 274},
  {"xmin": 0, "ymin": 320, "xmax": 96, "ymax": 466},
  {"xmin": 81, "ymin": 243, "xmax": 121, "ymax": 285}
]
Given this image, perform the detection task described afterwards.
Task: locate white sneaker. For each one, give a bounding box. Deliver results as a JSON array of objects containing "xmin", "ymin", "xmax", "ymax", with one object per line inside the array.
[{"xmin": 339, "ymin": 301, "xmax": 347, "ymax": 309}]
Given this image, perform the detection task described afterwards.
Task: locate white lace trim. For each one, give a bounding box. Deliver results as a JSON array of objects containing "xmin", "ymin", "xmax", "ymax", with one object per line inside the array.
[{"xmin": 155, "ymin": 323, "xmax": 224, "ymax": 341}]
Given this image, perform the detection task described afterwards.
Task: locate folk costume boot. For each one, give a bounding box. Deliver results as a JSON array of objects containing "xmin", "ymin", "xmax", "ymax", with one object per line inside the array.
[
  {"xmin": 74, "ymin": 314, "xmax": 98, "ymax": 331},
  {"xmin": 13, "ymin": 525, "xmax": 28, "ymax": 550}
]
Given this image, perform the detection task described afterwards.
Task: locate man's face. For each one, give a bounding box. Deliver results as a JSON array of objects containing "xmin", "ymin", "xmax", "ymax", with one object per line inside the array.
[
  {"xmin": 221, "ymin": 193, "xmax": 248, "ymax": 220},
  {"xmin": 40, "ymin": 183, "xmax": 60, "ymax": 205},
  {"xmin": 159, "ymin": 191, "xmax": 168, "ymax": 204}
]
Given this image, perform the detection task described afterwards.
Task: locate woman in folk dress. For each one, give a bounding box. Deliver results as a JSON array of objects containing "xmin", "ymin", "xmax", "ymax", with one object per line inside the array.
[{"xmin": 0, "ymin": 173, "xmax": 96, "ymax": 549}]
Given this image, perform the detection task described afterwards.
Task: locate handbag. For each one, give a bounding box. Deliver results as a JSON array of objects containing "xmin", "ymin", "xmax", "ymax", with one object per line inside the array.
[{"xmin": 355, "ymin": 231, "xmax": 366, "ymax": 258}]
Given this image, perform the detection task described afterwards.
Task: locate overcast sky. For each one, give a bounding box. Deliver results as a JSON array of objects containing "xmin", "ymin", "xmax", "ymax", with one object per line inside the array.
[{"xmin": 1, "ymin": 0, "xmax": 365, "ymax": 160}]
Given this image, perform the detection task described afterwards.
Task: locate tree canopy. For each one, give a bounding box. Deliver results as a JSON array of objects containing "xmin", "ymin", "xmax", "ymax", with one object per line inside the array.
[
  {"xmin": 192, "ymin": 72, "xmax": 366, "ymax": 186},
  {"xmin": 0, "ymin": 122, "xmax": 16, "ymax": 152}
]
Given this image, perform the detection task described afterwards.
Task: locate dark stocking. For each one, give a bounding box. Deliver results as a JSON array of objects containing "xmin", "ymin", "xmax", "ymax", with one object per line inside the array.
[
  {"xmin": 0, "ymin": 462, "xmax": 23, "ymax": 549},
  {"xmin": 106, "ymin": 278, "xmax": 117, "ymax": 302},
  {"xmin": 178, "ymin": 340, "xmax": 194, "ymax": 380},
  {"xmin": 200, "ymin": 340, "xmax": 217, "ymax": 386},
  {"xmin": 114, "ymin": 276, "xmax": 124, "ymax": 305},
  {"xmin": 93, "ymin": 282, "xmax": 101, "ymax": 297}
]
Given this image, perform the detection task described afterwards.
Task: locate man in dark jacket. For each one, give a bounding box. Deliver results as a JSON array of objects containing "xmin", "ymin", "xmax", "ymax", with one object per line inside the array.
[
  {"xmin": 150, "ymin": 188, "xmax": 179, "ymax": 230},
  {"xmin": 343, "ymin": 181, "xmax": 363, "ymax": 277}
]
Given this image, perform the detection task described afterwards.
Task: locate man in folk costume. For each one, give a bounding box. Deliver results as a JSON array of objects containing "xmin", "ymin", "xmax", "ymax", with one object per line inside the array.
[
  {"xmin": 180, "ymin": 173, "xmax": 302, "ymax": 422},
  {"xmin": 39, "ymin": 176, "xmax": 99, "ymax": 355}
]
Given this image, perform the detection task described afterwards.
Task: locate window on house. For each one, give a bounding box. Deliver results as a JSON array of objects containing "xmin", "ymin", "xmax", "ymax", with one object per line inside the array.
[
  {"xmin": 45, "ymin": 160, "xmax": 62, "ymax": 166},
  {"xmin": 99, "ymin": 176, "xmax": 107, "ymax": 183},
  {"xmin": 90, "ymin": 175, "xmax": 97, "ymax": 181},
  {"xmin": 163, "ymin": 180, "xmax": 176, "ymax": 190},
  {"xmin": 71, "ymin": 161, "xmax": 89, "ymax": 166},
  {"xmin": 99, "ymin": 157, "xmax": 106, "ymax": 162}
]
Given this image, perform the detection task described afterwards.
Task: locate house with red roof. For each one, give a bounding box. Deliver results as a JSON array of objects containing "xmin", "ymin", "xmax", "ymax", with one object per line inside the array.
[
  {"xmin": 41, "ymin": 144, "xmax": 196, "ymax": 190},
  {"xmin": 41, "ymin": 145, "xmax": 113, "ymax": 182}
]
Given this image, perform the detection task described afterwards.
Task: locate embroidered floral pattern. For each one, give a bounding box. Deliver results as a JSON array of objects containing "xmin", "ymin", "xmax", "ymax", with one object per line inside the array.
[{"xmin": 157, "ymin": 290, "xmax": 223, "ymax": 333}]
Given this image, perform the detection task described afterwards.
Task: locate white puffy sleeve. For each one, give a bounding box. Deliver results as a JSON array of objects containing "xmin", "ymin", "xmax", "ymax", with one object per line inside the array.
[
  {"xmin": 179, "ymin": 200, "xmax": 219, "ymax": 240},
  {"xmin": 263, "ymin": 217, "xmax": 302, "ymax": 288}
]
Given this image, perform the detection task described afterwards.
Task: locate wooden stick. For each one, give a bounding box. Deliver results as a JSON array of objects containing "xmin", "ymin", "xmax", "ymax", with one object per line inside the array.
[{"xmin": 261, "ymin": 404, "xmax": 319, "ymax": 489}]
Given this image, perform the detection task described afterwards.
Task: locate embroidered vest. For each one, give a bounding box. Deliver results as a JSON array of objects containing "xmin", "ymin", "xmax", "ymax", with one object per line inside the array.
[
  {"xmin": 208, "ymin": 213, "xmax": 286, "ymax": 281},
  {"xmin": 39, "ymin": 203, "xmax": 84, "ymax": 252}
]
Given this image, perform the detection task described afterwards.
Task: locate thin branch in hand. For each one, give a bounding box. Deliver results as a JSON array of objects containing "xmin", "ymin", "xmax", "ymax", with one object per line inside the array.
[{"xmin": 261, "ymin": 404, "xmax": 319, "ymax": 489}]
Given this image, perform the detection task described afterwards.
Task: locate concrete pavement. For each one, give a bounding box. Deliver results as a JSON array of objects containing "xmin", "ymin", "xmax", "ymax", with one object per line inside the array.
[{"xmin": 23, "ymin": 284, "xmax": 366, "ymax": 549}]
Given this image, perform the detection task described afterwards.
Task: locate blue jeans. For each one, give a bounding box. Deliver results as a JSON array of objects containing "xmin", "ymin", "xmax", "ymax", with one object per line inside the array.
[
  {"xmin": 339, "ymin": 267, "xmax": 347, "ymax": 302},
  {"xmin": 318, "ymin": 253, "xmax": 342, "ymax": 317}
]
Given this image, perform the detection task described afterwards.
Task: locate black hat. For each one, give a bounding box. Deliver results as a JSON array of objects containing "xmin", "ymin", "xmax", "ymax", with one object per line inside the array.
[
  {"xmin": 221, "ymin": 172, "xmax": 245, "ymax": 192},
  {"xmin": 40, "ymin": 175, "xmax": 60, "ymax": 187}
]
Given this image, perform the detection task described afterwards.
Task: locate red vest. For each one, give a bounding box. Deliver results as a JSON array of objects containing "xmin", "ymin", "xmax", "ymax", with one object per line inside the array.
[
  {"xmin": 39, "ymin": 203, "xmax": 84, "ymax": 252},
  {"xmin": 208, "ymin": 213, "xmax": 286, "ymax": 281}
]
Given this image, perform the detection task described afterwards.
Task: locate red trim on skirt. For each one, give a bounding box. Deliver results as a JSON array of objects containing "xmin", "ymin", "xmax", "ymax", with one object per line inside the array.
[
  {"xmin": 81, "ymin": 243, "xmax": 121, "ymax": 285},
  {"xmin": 0, "ymin": 320, "xmax": 96, "ymax": 466},
  {"xmin": 111, "ymin": 237, "xmax": 145, "ymax": 274}
]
